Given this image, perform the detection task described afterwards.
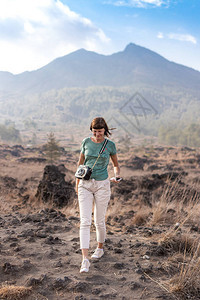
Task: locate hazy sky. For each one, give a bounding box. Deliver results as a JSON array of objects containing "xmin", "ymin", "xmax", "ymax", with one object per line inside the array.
[{"xmin": 0, "ymin": 0, "xmax": 199, "ymax": 74}]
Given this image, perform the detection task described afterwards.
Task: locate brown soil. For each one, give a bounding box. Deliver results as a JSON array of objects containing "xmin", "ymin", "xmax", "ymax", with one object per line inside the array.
[{"xmin": 0, "ymin": 141, "xmax": 200, "ymax": 300}]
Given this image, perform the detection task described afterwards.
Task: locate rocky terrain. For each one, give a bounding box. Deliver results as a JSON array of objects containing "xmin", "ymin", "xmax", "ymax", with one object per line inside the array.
[{"xmin": 0, "ymin": 142, "xmax": 200, "ymax": 300}]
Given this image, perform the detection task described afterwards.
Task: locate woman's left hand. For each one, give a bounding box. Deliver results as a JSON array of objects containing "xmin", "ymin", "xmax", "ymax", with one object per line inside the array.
[{"xmin": 110, "ymin": 177, "xmax": 122, "ymax": 183}]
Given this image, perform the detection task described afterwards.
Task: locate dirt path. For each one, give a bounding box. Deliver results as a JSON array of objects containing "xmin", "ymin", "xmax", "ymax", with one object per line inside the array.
[{"xmin": 0, "ymin": 209, "xmax": 174, "ymax": 300}]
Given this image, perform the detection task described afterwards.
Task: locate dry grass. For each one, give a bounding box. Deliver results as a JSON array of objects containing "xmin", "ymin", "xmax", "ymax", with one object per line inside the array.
[
  {"xmin": 131, "ymin": 209, "xmax": 150, "ymax": 226},
  {"xmin": 154, "ymin": 187, "xmax": 200, "ymax": 299},
  {"xmin": 62, "ymin": 199, "xmax": 79, "ymax": 217},
  {"xmin": 160, "ymin": 254, "xmax": 185, "ymax": 276},
  {"xmin": 145, "ymin": 176, "xmax": 200, "ymax": 299},
  {"xmin": 156, "ymin": 186, "xmax": 200, "ymax": 256},
  {"xmin": 169, "ymin": 243, "xmax": 200, "ymax": 299},
  {"xmin": 159, "ymin": 232, "xmax": 197, "ymax": 254},
  {"xmin": 0, "ymin": 160, "xmax": 44, "ymax": 182},
  {"xmin": 0, "ymin": 196, "xmax": 12, "ymax": 213},
  {"xmin": 1, "ymin": 144, "xmax": 200, "ymax": 300},
  {"xmin": 107, "ymin": 197, "xmax": 126, "ymax": 217},
  {"xmin": 149, "ymin": 176, "xmax": 200, "ymax": 226},
  {"xmin": 0, "ymin": 285, "xmax": 32, "ymax": 300},
  {"xmin": 184, "ymin": 202, "xmax": 200, "ymax": 227},
  {"xmin": 150, "ymin": 180, "xmax": 178, "ymax": 225},
  {"xmin": 147, "ymin": 235, "xmax": 200, "ymax": 299}
]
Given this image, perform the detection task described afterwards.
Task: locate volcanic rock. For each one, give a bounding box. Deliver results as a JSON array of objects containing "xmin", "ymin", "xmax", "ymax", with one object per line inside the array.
[{"xmin": 35, "ymin": 165, "xmax": 75, "ymax": 208}]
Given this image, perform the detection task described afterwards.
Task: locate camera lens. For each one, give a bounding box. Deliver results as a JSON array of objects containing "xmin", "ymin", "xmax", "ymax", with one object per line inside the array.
[{"xmin": 78, "ymin": 168, "xmax": 85, "ymax": 176}]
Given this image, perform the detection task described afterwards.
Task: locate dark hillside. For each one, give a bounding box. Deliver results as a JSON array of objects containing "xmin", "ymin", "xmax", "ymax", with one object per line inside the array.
[{"xmin": 0, "ymin": 43, "xmax": 200, "ymax": 94}]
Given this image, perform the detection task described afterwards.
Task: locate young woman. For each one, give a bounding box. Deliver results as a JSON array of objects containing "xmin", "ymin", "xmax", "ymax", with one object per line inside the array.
[{"xmin": 76, "ymin": 117, "xmax": 121, "ymax": 273}]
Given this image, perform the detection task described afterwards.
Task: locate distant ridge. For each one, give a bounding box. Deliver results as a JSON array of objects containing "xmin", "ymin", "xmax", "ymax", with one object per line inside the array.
[{"xmin": 0, "ymin": 43, "xmax": 200, "ymax": 94}]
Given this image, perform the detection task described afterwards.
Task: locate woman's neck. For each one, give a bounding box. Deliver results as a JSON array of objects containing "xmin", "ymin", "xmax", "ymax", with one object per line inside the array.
[{"xmin": 91, "ymin": 137, "xmax": 105, "ymax": 143}]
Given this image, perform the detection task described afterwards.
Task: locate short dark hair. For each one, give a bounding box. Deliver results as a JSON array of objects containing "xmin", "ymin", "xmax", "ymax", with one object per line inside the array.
[{"xmin": 90, "ymin": 117, "xmax": 111, "ymax": 137}]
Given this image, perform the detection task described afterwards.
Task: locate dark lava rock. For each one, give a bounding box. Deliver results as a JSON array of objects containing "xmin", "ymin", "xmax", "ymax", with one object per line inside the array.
[
  {"xmin": 2, "ymin": 262, "xmax": 18, "ymax": 274},
  {"xmin": 181, "ymin": 146, "xmax": 195, "ymax": 152},
  {"xmin": 68, "ymin": 216, "xmax": 80, "ymax": 221},
  {"xmin": 99, "ymin": 292, "xmax": 117, "ymax": 298},
  {"xmin": 71, "ymin": 281, "xmax": 90, "ymax": 293},
  {"xmin": 10, "ymin": 242, "xmax": 18, "ymax": 247},
  {"xmin": 22, "ymin": 260, "xmax": 33, "ymax": 271},
  {"xmin": 19, "ymin": 229, "xmax": 35, "ymax": 238},
  {"xmin": 129, "ymin": 281, "xmax": 143, "ymax": 290},
  {"xmin": 152, "ymin": 171, "xmax": 187, "ymax": 181},
  {"xmin": 26, "ymin": 274, "xmax": 48, "ymax": 287},
  {"xmin": 92, "ymin": 288, "xmax": 102, "ymax": 295},
  {"xmin": 114, "ymin": 248, "xmax": 123, "ymax": 253},
  {"xmin": 3, "ymin": 236, "xmax": 18, "ymax": 243},
  {"xmin": 35, "ymin": 231, "xmax": 47, "ymax": 238},
  {"xmin": 45, "ymin": 236, "xmax": 62, "ymax": 245},
  {"xmin": 46, "ymin": 249, "xmax": 59, "ymax": 259},
  {"xmin": 35, "ymin": 165, "xmax": 75, "ymax": 208},
  {"xmin": 0, "ymin": 176, "xmax": 17, "ymax": 189},
  {"xmin": 127, "ymin": 156, "xmax": 151, "ymax": 170},
  {"xmin": 113, "ymin": 262, "xmax": 125, "ymax": 269},
  {"xmin": 190, "ymin": 225, "xmax": 199, "ymax": 232},
  {"xmin": 149, "ymin": 245, "xmax": 168, "ymax": 256},
  {"xmin": 53, "ymin": 276, "xmax": 71, "ymax": 290},
  {"xmin": 85, "ymin": 275, "xmax": 109, "ymax": 285},
  {"xmin": 147, "ymin": 164, "xmax": 161, "ymax": 171},
  {"xmin": 137, "ymin": 176, "xmax": 163, "ymax": 190},
  {"xmin": 111, "ymin": 179, "xmax": 137, "ymax": 202},
  {"xmin": 126, "ymin": 225, "xmax": 136, "ymax": 233},
  {"xmin": 0, "ymin": 216, "xmax": 5, "ymax": 226},
  {"xmin": 10, "ymin": 149, "xmax": 21, "ymax": 157},
  {"xmin": 13, "ymin": 145, "xmax": 24, "ymax": 150},
  {"xmin": 74, "ymin": 296, "xmax": 87, "ymax": 300},
  {"xmin": 53, "ymin": 260, "xmax": 63, "ymax": 268},
  {"xmin": 107, "ymin": 231, "xmax": 114, "ymax": 235},
  {"xmin": 18, "ymin": 157, "xmax": 46, "ymax": 163}
]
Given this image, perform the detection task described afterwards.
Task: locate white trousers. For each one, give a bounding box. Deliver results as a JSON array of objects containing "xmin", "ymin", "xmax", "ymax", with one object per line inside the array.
[{"xmin": 78, "ymin": 178, "xmax": 111, "ymax": 249}]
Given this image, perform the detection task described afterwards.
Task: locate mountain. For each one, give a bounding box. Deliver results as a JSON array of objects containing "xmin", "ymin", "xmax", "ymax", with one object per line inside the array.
[{"xmin": 0, "ymin": 43, "xmax": 200, "ymax": 95}]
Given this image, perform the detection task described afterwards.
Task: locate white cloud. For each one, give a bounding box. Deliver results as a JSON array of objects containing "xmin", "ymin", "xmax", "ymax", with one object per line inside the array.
[
  {"xmin": 168, "ymin": 33, "xmax": 197, "ymax": 44},
  {"xmin": 157, "ymin": 32, "xmax": 164, "ymax": 39},
  {"xmin": 107, "ymin": 0, "xmax": 170, "ymax": 8},
  {"xmin": 156, "ymin": 32, "xmax": 197, "ymax": 45},
  {"xmin": 0, "ymin": 0, "xmax": 110, "ymax": 74}
]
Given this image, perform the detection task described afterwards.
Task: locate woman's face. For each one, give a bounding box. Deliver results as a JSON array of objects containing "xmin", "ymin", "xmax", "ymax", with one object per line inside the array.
[{"xmin": 92, "ymin": 128, "xmax": 105, "ymax": 141}]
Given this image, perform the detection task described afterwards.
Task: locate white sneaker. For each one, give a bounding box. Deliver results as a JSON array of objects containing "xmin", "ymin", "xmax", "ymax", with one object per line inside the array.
[
  {"xmin": 80, "ymin": 258, "xmax": 90, "ymax": 273},
  {"xmin": 91, "ymin": 248, "xmax": 104, "ymax": 259}
]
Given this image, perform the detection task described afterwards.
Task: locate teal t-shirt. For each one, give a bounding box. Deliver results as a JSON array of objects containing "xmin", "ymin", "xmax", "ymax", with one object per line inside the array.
[{"xmin": 81, "ymin": 137, "xmax": 117, "ymax": 180}]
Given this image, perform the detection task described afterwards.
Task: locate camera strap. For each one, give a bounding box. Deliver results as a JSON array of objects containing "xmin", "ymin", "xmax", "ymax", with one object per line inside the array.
[{"xmin": 91, "ymin": 138, "xmax": 108, "ymax": 171}]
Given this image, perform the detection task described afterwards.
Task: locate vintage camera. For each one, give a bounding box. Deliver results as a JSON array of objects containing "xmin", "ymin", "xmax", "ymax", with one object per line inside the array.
[{"xmin": 75, "ymin": 165, "xmax": 92, "ymax": 180}]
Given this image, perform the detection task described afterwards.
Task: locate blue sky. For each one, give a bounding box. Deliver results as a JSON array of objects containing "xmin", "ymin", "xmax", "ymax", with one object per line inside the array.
[{"xmin": 0, "ymin": 0, "xmax": 199, "ymax": 74}]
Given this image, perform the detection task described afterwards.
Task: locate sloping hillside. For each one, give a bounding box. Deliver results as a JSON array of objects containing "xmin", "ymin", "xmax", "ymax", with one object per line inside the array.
[{"xmin": 0, "ymin": 43, "xmax": 200, "ymax": 94}]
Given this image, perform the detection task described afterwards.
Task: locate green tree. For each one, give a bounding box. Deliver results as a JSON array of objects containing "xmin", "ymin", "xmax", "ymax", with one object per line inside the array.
[
  {"xmin": 23, "ymin": 118, "xmax": 37, "ymax": 130},
  {"xmin": 4, "ymin": 119, "xmax": 15, "ymax": 127},
  {"xmin": 0, "ymin": 124, "xmax": 22, "ymax": 143},
  {"xmin": 44, "ymin": 132, "xmax": 61, "ymax": 165},
  {"xmin": 31, "ymin": 133, "xmax": 37, "ymax": 145}
]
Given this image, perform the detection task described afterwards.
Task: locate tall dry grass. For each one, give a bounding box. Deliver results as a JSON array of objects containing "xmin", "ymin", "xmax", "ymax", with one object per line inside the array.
[
  {"xmin": 150, "ymin": 176, "xmax": 200, "ymax": 226},
  {"xmin": 169, "ymin": 242, "xmax": 200, "ymax": 299},
  {"xmin": 145, "ymin": 177, "xmax": 200, "ymax": 299},
  {"xmin": 120, "ymin": 175, "xmax": 200, "ymax": 230},
  {"xmin": 0, "ymin": 285, "xmax": 32, "ymax": 300}
]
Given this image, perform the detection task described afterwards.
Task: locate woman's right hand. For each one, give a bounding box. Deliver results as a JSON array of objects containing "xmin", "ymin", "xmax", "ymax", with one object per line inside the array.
[
  {"xmin": 76, "ymin": 152, "xmax": 85, "ymax": 194},
  {"xmin": 76, "ymin": 178, "xmax": 80, "ymax": 194}
]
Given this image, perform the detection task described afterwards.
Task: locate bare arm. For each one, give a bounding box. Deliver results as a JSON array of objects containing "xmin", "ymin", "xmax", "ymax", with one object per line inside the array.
[
  {"xmin": 76, "ymin": 152, "xmax": 85, "ymax": 193},
  {"xmin": 78, "ymin": 152, "xmax": 85, "ymax": 166},
  {"xmin": 110, "ymin": 154, "xmax": 121, "ymax": 182}
]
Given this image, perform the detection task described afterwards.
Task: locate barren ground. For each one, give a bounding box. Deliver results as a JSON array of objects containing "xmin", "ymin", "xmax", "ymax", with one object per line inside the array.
[{"xmin": 0, "ymin": 138, "xmax": 200, "ymax": 300}]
